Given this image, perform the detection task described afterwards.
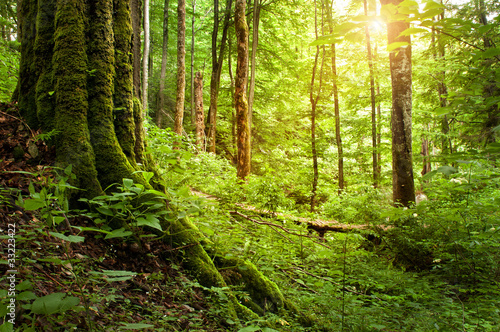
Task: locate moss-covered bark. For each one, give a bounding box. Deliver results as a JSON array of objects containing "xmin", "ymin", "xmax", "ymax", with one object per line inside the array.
[
  {"xmin": 53, "ymin": 0, "xmax": 101, "ymax": 197},
  {"xmin": 86, "ymin": 0, "xmax": 141, "ymax": 190},
  {"xmin": 113, "ymin": 0, "xmax": 138, "ymax": 166},
  {"xmin": 34, "ymin": 0, "xmax": 55, "ymax": 131}
]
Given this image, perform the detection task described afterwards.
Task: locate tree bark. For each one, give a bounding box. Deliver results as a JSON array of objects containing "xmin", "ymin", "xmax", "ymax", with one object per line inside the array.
[
  {"xmin": 248, "ymin": 0, "xmax": 260, "ymax": 134},
  {"xmin": 194, "ymin": 71, "xmax": 205, "ymax": 149},
  {"xmin": 190, "ymin": 0, "xmax": 196, "ymax": 126},
  {"xmin": 207, "ymin": 0, "xmax": 232, "ymax": 153},
  {"xmin": 130, "ymin": 0, "xmax": 142, "ymax": 99},
  {"xmin": 157, "ymin": 0, "xmax": 170, "ymax": 128},
  {"xmin": 381, "ymin": 0, "xmax": 416, "ymax": 207},
  {"xmin": 326, "ymin": 0, "xmax": 343, "ymax": 193},
  {"xmin": 310, "ymin": 0, "xmax": 326, "ymax": 211},
  {"xmin": 142, "ymin": 0, "xmax": 150, "ymax": 113},
  {"xmin": 364, "ymin": 0, "xmax": 378, "ymax": 188},
  {"xmin": 228, "ymin": 36, "xmax": 237, "ymax": 164},
  {"xmin": 174, "ymin": 0, "xmax": 186, "ymax": 135},
  {"xmin": 235, "ymin": 0, "xmax": 250, "ymax": 180}
]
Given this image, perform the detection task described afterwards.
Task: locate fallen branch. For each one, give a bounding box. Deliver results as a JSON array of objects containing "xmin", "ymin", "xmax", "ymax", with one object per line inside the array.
[{"xmin": 229, "ymin": 210, "xmax": 331, "ymax": 249}]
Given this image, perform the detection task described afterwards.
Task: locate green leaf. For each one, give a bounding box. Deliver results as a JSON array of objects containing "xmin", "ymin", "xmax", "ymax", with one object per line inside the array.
[
  {"xmin": 387, "ymin": 42, "xmax": 409, "ymax": 52},
  {"xmin": 436, "ymin": 166, "xmax": 458, "ymax": 176},
  {"xmin": 31, "ymin": 293, "xmax": 80, "ymax": 315},
  {"xmin": 17, "ymin": 291, "xmax": 36, "ymax": 301},
  {"xmin": 238, "ymin": 327, "xmax": 261, "ymax": 332},
  {"xmin": 398, "ymin": 27, "xmax": 428, "ymax": 37},
  {"xmin": 72, "ymin": 226, "xmax": 111, "ymax": 234},
  {"xmin": 482, "ymin": 47, "xmax": 500, "ymax": 59},
  {"xmin": 310, "ymin": 35, "xmax": 344, "ymax": 47},
  {"xmin": 0, "ymin": 322, "xmax": 14, "ymax": 332},
  {"xmin": 91, "ymin": 270, "xmax": 137, "ymax": 282},
  {"xmin": 23, "ymin": 199, "xmax": 46, "ymax": 211},
  {"xmin": 49, "ymin": 231, "xmax": 85, "ymax": 243},
  {"xmin": 96, "ymin": 207, "xmax": 114, "ymax": 216},
  {"xmin": 16, "ymin": 280, "xmax": 33, "ymax": 291},
  {"xmin": 434, "ymin": 106, "xmax": 451, "ymax": 115},
  {"xmin": 104, "ymin": 228, "xmax": 132, "ymax": 239},
  {"xmin": 118, "ymin": 323, "xmax": 155, "ymax": 330},
  {"xmin": 122, "ymin": 178, "xmax": 134, "ymax": 190},
  {"xmin": 136, "ymin": 215, "xmax": 162, "ymax": 231}
]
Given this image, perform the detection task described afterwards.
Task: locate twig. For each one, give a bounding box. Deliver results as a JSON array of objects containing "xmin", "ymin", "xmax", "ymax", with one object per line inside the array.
[
  {"xmin": 165, "ymin": 243, "xmax": 198, "ymax": 252},
  {"xmin": 0, "ymin": 109, "xmax": 36, "ymax": 138},
  {"xmin": 280, "ymin": 268, "xmax": 318, "ymax": 294}
]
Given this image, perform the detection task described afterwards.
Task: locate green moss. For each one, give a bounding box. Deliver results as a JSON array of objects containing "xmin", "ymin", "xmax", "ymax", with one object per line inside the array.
[
  {"xmin": 214, "ymin": 255, "xmax": 285, "ymax": 313},
  {"xmin": 34, "ymin": 0, "xmax": 56, "ymax": 131},
  {"xmin": 86, "ymin": 0, "xmax": 141, "ymax": 190},
  {"xmin": 53, "ymin": 0, "xmax": 101, "ymax": 197},
  {"xmin": 168, "ymin": 217, "xmax": 240, "ymax": 321},
  {"xmin": 112, "ymin": 0, "xmax": 137, "ymax": 162}
]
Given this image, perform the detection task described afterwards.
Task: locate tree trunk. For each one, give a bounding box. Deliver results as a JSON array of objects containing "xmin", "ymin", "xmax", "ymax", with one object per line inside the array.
[
  {"xmin": 421, "ymin": 130, "xmax": 431, "ymax": 177},
  {"xmin": 18, "ymin": 0, "xmax": 297, "ymax": 322},
  {"xmin": 142, "ymin": 0, "xmax": 150, "ymax": 113},
  {"xmin": 157, "ymin": 0, "xmax": 170, "ymax": 128},
  {"xmin": 130, "ymin": 0, "xmax": 142, "ymax": 99},
  {"xmin": 194, "ymin": 71, "xmax": 205, "ymax": 149},
  {"xmin": 248, "ymin": 0, "xmax": 260, "ymax": 134},
  {"xmin": 364, "ymin": 0, "xmax": 378, "ymax": 188},
  {"xmin": 235, "ymin": 0, "xmax": 250, "ymax": 180},
  {"xmin": 207, "ymin": 0, "xmax": 232, "ymax": 153},
  {"xmin": 174, "ymin": 0, "xmax": 186, "ymax": 135},
  {"xmin": 207, "ymin": 0, "xmax": 219, "ymax": 153},
  {"xmin": 325, "ymin": 0, "xmax": 343, "ymax": 193},
  {"xmin": 228, "ymin": 36, "xmax": 237, "ymax": 164},
  {"xmin": 310, "ymin": 0, "xmax": 326, "ymax": 211},
  {"xmin": 381, "ymin": 0, "xmax": 416, "ymax": 207},
  {"xmin": 190, "ymin": 0, "xmax": 196, "ymax": 126}
]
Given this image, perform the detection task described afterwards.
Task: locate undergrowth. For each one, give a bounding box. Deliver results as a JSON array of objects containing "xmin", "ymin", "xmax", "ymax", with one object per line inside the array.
[
  {"xmin": 1, "ymin": 126, "xmax": 499, "ymax": 331},
  {"xmin": 146, "ymin": 127, "xmax": 500, "ymax": 331}
]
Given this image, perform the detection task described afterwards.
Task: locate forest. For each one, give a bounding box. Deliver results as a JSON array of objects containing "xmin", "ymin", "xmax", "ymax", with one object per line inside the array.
[{"xmin": 0, "ymin": 0, "xmax": 499, "ymax": 330}]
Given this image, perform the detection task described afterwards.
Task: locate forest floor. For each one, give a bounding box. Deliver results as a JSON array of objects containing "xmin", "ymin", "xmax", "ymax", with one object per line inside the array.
[{"xmin": 0, "ymin": 103, "xmax": 229, "ymax": 331}]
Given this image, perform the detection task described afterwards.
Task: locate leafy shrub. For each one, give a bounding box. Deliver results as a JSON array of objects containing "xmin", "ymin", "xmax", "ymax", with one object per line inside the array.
[
  {"xmin": 321, "ymin": 186, "xmax": 389, "ymax": 224},
  {"xmin": 245, "ymin": 175, "xmax": 293, "ymax": 214}
]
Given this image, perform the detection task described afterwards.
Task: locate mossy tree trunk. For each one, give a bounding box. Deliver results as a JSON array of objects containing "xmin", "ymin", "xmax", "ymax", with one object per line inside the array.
[{"xmin": 17, "ymin": 0, "xmax": 296, "ymax": 323}]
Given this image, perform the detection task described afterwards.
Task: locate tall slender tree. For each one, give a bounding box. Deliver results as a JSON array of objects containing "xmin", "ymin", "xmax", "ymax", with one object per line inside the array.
[
  {"xmin": 248, "ymin": 0, "xmax": 260, "ymax": 132},
  {"xmin": 142, "ymin": 0, "xmax": 150, "ymax": 112},
  {"xmin": 157, "ymin": 0, "xmax": 170, "ymax": 127},
  {"xmin": 206, "ymin": 0, "xmax": 232, "ymax": 153},
  {"xmin": 190, "ymin": 0, "xmax": 196, "ymax": 126},
  {"xmin": 174, "ymin": 0, "xmax": 186, "ymax": 135},
  {"xmin": 235, "ymin": 0, "xmax": 251, "ymax": 180},
  {"xmin": 381, "ymin": 0, "xmax": 416, "ymax": 206},
  {"xmin": 194, "ymin": 71, "xmax": 205, "ymax": 149},
  {"xmin": 310, "ymin": 0, "xmax": 326, "ymax": 211},
  {"xmin": 325, "ymin": 0, "xmax": 344, "ymax": 193},
  {"xmin": 364, "ymin": 0, "xmax": 379, "ymax": 187}
]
